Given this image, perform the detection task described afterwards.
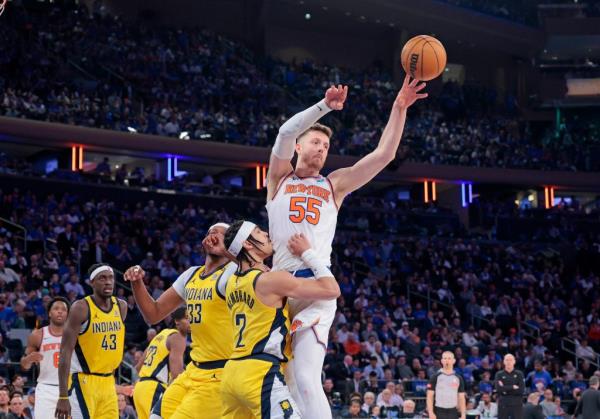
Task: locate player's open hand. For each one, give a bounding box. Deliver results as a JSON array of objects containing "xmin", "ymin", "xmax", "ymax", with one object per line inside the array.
[
  {"xmin": 124, "ymin": 265, "xmax": 145, "ymax": 283},
  {"xmin": 394, "ymin": 75, "xmax": 427, "ymax": 110},
  {"xmin": 324, "ymin": 85, "xmax": 348, "ymax": 110},
  {"xmin": 202, "ymin": 232, "xmax": 227, "ymax": 256},
  {"xmin": 55, "ymin": 398, "xmax": 71, "ymax": 419},
  {"xmin": 288, "ymin": 233, "xmax": 311, "ymax": 256}
]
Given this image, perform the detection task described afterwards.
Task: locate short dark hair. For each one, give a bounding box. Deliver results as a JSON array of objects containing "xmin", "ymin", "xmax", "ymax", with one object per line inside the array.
[
  {"xmin": 298, "ymin": 123, "xmax": 333, "ymax": 142},
  {"xmin": 172, "ymin": 307, "xmax": 187, "ymax": 321},
  {"xmin": 224, "ymin": 220, "xmax": 263, "ymax": 266},
  {"xmin": 48, "ymin": 297, "xmax": 70, "ymax": 314}
]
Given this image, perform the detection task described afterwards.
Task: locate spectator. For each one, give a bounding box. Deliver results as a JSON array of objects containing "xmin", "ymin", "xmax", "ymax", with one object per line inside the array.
[
  {"xmin": 522, "ymin": 392, "xmax": 544, "ymax": 419},
  {"xmin": 0, "ymin": 387, "xmax": 9, "ymax": 415},
  {"xmin": 476, "ymin": 392, "xmax": 498, "ymax": 418},
  {"xmin": 400, "ymin": 399, "xmax": 418, "ymax": 418},
  {"xmin": 343, "ymin": 399, "xmax": 368, "ymax": 418},
  {"xmin": 539, "ymin": 388, "xmax": 557, "ymax": 417},
  {"xmin": 8, "ymin": 393, "xmax": 28, "ymax": 419}
]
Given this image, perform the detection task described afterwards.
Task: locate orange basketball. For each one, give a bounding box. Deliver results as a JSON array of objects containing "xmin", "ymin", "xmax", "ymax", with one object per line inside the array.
[{"xmin": 401, "ymin": 35, "xmax": 447, "ymax": 81}]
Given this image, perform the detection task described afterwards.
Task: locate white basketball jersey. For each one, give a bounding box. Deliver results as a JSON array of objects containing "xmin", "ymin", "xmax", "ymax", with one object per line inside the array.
[
  {"xmin": 37, "ymin": 326, "xmax": 61, "ymax": 385},
  {"xmin": 267, "ymin": 172, "xmax": 338, "ymax": 271}
]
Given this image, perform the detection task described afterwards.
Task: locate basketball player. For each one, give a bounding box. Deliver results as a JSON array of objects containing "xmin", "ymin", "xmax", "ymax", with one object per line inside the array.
[
  {"xmin": 220, "ymin": 220, "xmax": 340, "ymax": 418},
  {"xmin": 266, "ymin": 76, "xmax": 427, "ymax": 416},
  {"xmin": 20, "ymin": 297, "xmax": 69, "ymax": 419},
  {"xmin": 123, "ymin": 223, "xmax": 240, "ymax": 419},
  {"xmin": 133, "ymin": 307, "xmax": 189, "ymax": 419},
  {"xmin": 55, "ymin": 263, "xmax": 127, "ymax": 419}
]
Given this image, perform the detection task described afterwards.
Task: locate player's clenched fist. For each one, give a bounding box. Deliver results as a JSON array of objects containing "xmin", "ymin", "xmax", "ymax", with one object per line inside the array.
[
  {"xmin": 287, "ymin": 233, "xmax": 311, "ymax": 256},
  {"xmin": 124, "ymin": 265, "xmax": 145, "ymax": 283}
]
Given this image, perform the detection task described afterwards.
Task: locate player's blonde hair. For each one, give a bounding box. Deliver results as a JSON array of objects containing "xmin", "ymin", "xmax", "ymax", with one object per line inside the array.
[{"xmin": 297, "ymin": 123, "xmax": 333, "ymax": 142}]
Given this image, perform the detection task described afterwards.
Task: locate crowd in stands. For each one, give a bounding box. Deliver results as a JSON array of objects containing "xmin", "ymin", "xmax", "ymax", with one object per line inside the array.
[
  {"xmin": 1, "ymin": 2, "xmax": 599, "ymax": 172},
  {"xmin": 0, "ymin": 179, "xmax": 599, "ymax": 417}
]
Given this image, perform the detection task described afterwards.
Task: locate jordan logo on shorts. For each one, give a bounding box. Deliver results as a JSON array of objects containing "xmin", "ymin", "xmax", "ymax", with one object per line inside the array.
[{"xmin": 279, "ymin": 400, "xmax": 293, "ymax": 418}]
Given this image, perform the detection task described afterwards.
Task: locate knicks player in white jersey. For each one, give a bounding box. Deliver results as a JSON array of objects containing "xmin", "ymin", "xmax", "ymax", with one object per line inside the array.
[
  {"xmin": 20, "ymin": 297, "xmax": 70, "ymax": 419},
  {"xmin": 266, "ymin": 75, "xmax": 427, "ymax": 417}
]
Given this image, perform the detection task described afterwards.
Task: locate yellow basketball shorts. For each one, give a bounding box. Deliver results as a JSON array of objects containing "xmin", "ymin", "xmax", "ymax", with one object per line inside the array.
[
  {"xmin": 221, "ymin": 356, "xmax": 300, "ymax": 419},
  {"xmin": 133, "ymin": 378, "xmax": 166, "ymax": 419},
  {"xmin": 68, "ymin": 373, "xmax": 117, "ymax": 419},
  {"xmin": 152, "ymin": 360, "xmax": 237, "ymax": 419}
]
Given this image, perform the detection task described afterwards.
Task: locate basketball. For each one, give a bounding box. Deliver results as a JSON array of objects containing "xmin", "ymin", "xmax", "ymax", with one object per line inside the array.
[{"xmin": 401, "ymin": 35, "xmax": 447, "ymax": 81}]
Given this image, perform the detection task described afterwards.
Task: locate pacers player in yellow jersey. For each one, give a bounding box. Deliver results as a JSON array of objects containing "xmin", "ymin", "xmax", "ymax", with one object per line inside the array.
[
  {"xmin": 123, "ymin": 222, "xmax": 241, "ymax": 419},
  {"xmin": 133, "ymin": 307, "xmax": 189, "ymax": 419},
  {"xmin": 55, "ymin": 263, "xmax": 127, "ymax": 419},
  {"xmin": 220, "ymin": 220, "xmax": 340, "ymax": 418}
]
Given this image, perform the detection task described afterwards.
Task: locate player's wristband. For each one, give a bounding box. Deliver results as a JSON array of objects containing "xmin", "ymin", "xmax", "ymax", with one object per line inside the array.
[
  {"xmin": 300, "ymin": 249, "xmax": 333, "ymax": 279},
  {"xmin": 58, "ymin": 396, "xmax": 69, "ymax": 400}
]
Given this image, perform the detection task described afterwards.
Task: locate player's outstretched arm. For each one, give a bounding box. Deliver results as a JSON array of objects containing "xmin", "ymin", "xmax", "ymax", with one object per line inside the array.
[
  {"xmin": 20, "ymin": 328, "xmax": 43, "ymax": 370},
  {"xmin": 124, "ymin": 265, "xmax": 183, "ymax": 325},
  {"xmin": 267, "ymin": 85, "xmax": 348, "ymax": 200},
  {"xmin": 328, "ymin": 75, "xmax": 427, "ymax": 202},
  {"xmin": 259, "ymin": 270, "xmax": 340, "ymax": 301},
  {"xmin": 55, "ymin": 300, "xmax": 88, "ymax": 419},
  {"xmin": 256, "ymin": 233, "xmax": 340, "ymax": 301}
]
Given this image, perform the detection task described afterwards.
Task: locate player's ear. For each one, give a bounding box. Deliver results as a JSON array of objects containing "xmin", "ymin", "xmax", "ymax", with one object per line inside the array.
[{"xmin": 295, "ymin": 141, "xmax": 302, "ymax": 154}]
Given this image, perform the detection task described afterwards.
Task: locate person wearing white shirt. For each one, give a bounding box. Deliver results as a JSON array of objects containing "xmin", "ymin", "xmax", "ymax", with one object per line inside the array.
[{"xmin": 477, "ymin": 392, "xmax": 498, "ymax": 418}]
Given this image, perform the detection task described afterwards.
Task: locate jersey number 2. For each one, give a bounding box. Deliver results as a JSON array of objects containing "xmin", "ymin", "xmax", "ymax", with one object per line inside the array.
[
  {"xmin": 235, "ymin": 314, "xmax": 246, "ymax": 348},
  {"xmin": 101, "ymin": 334, "xmax": 117, "ymax": 351},
  {"xmin": 289, "ymin": 197, "xmax": 321, "ymax": 225}
]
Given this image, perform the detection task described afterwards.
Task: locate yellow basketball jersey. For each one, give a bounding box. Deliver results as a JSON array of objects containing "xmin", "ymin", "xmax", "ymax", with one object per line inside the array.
[
  {"xmin": 139, "ymin": 328, "xmax": 178, "ymax": 384},
  {"xmin": 185, "ymin": 264, "xmax": 233, "ymax": 363},
  {"xmin": 225, "ymin": 269, "xmax": 291, "ymax": 362},
  {"xmin": 71, "ymin": 296, "xmax": 125, "ymax": 375}
]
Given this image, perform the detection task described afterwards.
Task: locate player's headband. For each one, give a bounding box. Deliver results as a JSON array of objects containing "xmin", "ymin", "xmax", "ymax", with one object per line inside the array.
[
  {"xmin": 208, "ymin": 222, "xmax": 230, "ymax": 234},
  {"xmin": 227, "ymin": 221, "xmax": 257, "ymax": 257},
  {"xmin": 90, "ymin": 266, "xmax": 114, "ymax": 281}
]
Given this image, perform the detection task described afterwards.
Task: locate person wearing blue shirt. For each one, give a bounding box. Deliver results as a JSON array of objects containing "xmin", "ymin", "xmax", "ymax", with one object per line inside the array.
[{"xmin": 526, "ymin": 361, "xmax": 553, "ymax": 391}]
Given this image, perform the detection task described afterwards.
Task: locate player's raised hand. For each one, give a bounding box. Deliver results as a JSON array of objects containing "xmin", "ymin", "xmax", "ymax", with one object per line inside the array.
[
  {"xmin": 324, "ymin": 84, "xmax": 348, "ymax": 110},
  {"xmin": 287, "ymin": 233, "xmax": 311, "ymax": 257},
  {"xmin": 394, "ymin": 74, "xmax": 427, "ymax": 110},
  {"xmin": 124, "ymin": 265, "xmax": 145, "ymax": 283},
  {"xmin": 202, "ymin": 233, "xmax": 227, "ymax": 256}
]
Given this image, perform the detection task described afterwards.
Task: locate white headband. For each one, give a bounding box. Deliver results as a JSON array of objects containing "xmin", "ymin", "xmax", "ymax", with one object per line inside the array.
[
  {"xmin": 208, "ymin": 222, "xmax": 230, "ymax": 233},
  {"xmin": 227, "ymin": 221, "xmax": 256, "ymax": 257},
  {"xmin": 90, "ymin": 266, "xmax": 114, "ymax": 281}
]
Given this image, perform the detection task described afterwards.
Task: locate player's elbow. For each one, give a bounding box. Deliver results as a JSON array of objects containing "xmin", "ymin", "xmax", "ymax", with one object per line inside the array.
[{"xmin": 323, "ymin": 279, "xmax": 341, "ymax": 299}]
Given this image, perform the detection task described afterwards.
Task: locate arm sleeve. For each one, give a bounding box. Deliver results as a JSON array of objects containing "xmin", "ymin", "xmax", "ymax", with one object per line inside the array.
[
  {"xmin": 272, "ymin": 99, "xmax": 332, "ymax": 159},
  {"xmin": 458, "ymin": 375, "xmax": 465, "ymax": 392},
  {"xmin": 172, "ymin": 267, "xmax": 198, "ymax": 298},
  {"xmin": 427, "ymin": 373, "xmax": 438, "ymax": 391},
  {"xmin": 216, "ymin": 262, "xmax": 238, "ymax": 299}
]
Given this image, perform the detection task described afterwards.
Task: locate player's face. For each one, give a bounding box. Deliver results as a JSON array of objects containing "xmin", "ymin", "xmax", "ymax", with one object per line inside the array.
[
  {"xmin": 297, "ymin": 131, "xmax": 330, "ymax": 171},
  {"xmin": 93, "ymin": 271, "xmax": 115, "ymax": 297},
  {"xmin": 249, "ymin": 227, "xmax": 273, "ymax": 256},
  {"xmin": 441, "ymin": 352, "xmax": 455, "ymax": 369},
  {"xmin": 178, "ymin": 315, "xmax": 191, "ymax": 334},
  {"xmin": 49, "ymin": 301, "xmax": 68, "ymax": 326}
]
